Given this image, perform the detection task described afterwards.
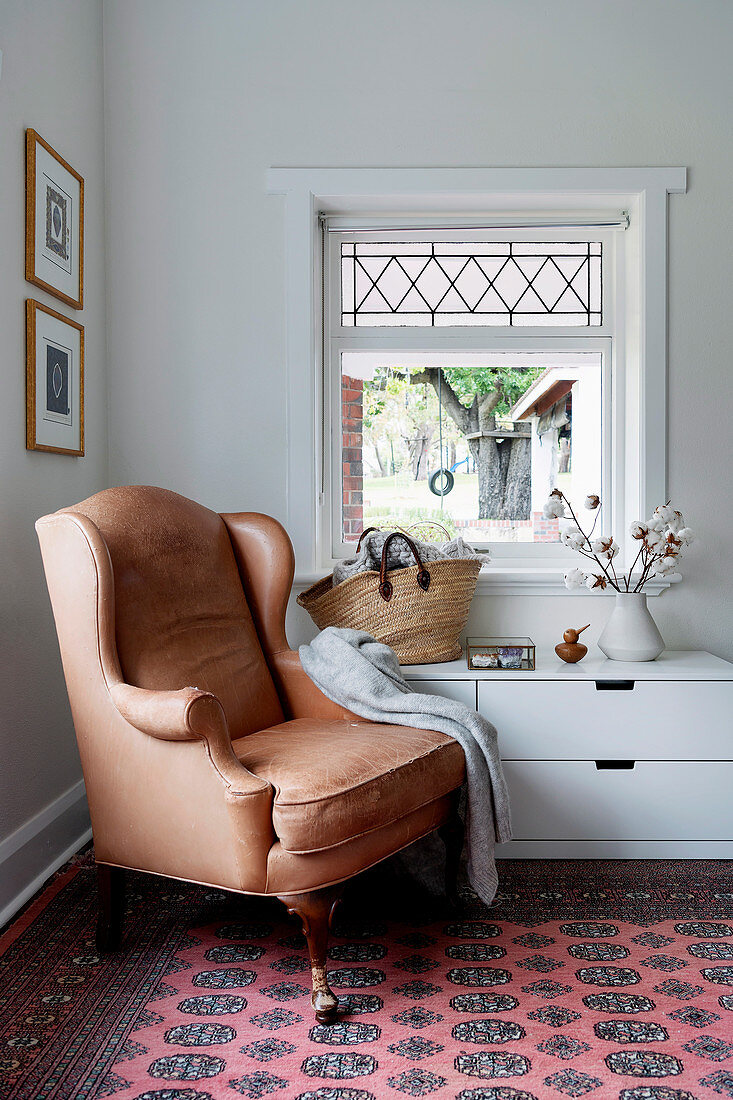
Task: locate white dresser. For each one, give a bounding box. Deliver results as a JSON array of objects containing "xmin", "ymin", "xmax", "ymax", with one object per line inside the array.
[{"xmin": 403, "ymin": 650, "xmax": 733, "ymax": 858}]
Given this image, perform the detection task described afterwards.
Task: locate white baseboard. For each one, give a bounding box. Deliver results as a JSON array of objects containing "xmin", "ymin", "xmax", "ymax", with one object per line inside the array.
[{"xmin": 0, "ymin": 778, "xmax": 91, "ymax": 930}]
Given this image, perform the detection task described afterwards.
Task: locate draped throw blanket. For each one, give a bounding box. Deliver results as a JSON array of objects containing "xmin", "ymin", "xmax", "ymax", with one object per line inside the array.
[{"xmin": 299, "ymin": 627, "xmax": 512, "ymax": 906}]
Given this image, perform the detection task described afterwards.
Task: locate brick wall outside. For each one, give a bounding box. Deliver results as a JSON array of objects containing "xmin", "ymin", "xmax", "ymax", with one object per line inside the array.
[
  {"xmin": 453, "ymin": 513, "xmax": 559, "ymax": 543},
  {"xmin": 342, "ymin": 374, "xmax": 364, "ymax": 539},
  {"xmin": 531, "ymin": 512, "xmax": 561, "ymax": 543}
]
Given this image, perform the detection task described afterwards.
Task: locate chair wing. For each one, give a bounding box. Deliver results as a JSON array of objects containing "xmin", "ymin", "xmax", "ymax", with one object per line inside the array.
[{"xmin": 222, "ymin": 511, "xmax": 359, "ymax": 721}]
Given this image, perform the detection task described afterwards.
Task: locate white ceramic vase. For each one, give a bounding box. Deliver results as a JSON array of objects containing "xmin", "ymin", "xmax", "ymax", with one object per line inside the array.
[{"xmin": 597, "ymin": 592, "xmax": 664, "ymax": 662}]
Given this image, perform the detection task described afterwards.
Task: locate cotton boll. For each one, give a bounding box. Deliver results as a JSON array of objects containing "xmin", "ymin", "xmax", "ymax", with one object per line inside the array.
[
  {"xmin": 585, "ymin": 573, "xmax": 607, "ymax": 590},
  {"xmin": 584, "ymin": 494, "xmax": 600, "ymax": 510},
  {"xmin": 647, "ymin": 516, "xmax": 666, "ymax": 533},
  {"xmin": 591, "ymin": 536, "xmax": 613, "ymax": 555},
  {"xmin": 654, "ymin": 504, "xmax": 676, "ymax": 525},
  {"xmin": 606, "ymin": 540, "xmax": 620, "ymax": 560},
  {"xmin": 543, "ymin": 496, "xmax": 565, "ymax": 519},
  {"xmin": 654, "ymin": 555, "xmax": 678, "ymax": 574},
  {"xmin": 560, "ymin": 526, "xmax": 585, "ymax": 550},
  {"xmin": 677, "ymin": 527, "xmax": 696, "ymax": 545},
  {"xmin": 666, "ymin": 511, "xmax": 684, "ymax": 535},
  {"xmin": 564, "ymin": 568, "xmax": 586, "ymax": 591},
  {"xmin": 645, "ymin": 529, "xmax": 665, "ymax": 549},
  {"xmin": 630, "ymin": 521, "xmax": 648, "ymax": 540}
]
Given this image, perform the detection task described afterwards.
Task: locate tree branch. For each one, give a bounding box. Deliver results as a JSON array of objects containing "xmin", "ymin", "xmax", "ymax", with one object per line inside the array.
[
  {"xmin": 409, "ymin": 368, "xmax": 472, "ymax": 437},
  {"xmin": 479, "ymin": 385, "xmax": 502, "ymax": 419}
]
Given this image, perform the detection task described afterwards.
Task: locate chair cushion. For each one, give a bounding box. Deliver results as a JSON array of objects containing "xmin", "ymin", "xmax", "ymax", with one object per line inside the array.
[{"xmin": 232, "ymin": 718, "xmax": 465, "ymax": 854}]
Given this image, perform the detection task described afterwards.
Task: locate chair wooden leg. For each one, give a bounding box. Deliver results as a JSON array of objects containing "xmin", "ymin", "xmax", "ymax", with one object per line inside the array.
[
  {"xmin": 96, "ymin": 864, "xmax": 125, "ymax": 952},
  {"xmin": 279, "ymin": 885, "xmax": 343, "ymax": 1024},
  {"xmin": 439, "ymin": 790, "xmax": 464, "ymax": 911}
]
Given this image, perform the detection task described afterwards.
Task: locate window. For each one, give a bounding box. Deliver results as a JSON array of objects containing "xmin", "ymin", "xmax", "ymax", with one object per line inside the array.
[
  {"xmin": 339, "ymin": 349, "xmax": 605, "ymax": 548},
  {"xmin": 327, "ymin": 227, "xmax": 615, "ymax": 558},
  {"xmin": 340, "ymin": 240, "xmax": 602, "ymax": 327},
  {"xmin": 268, "ymin": 167, "xmax": 686, "ymax": 591}
]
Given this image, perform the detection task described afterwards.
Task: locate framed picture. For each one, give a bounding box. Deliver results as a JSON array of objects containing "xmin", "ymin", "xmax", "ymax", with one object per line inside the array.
[
  {"xmin": 25, "ymin": 129, "xmax": 84, "ymax": 309},
  {"xmin": 26, "ymin": 300, "xmax": 84, "ymax": 456}
]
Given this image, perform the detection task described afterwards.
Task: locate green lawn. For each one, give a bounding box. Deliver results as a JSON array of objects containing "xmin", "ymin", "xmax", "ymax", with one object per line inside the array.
[
  {"xmin": 363, "ymin": 470, "xmax": 572, "ymax": 525},
  {"xmin": 364, "ymin": 471, "xmax": 479, "ymax": 522}
]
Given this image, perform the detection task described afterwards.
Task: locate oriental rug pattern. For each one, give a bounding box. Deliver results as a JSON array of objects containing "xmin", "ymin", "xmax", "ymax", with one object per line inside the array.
[{"xmin": 1, "ymin": 857, "xmax": 732, "ymax": 1100}]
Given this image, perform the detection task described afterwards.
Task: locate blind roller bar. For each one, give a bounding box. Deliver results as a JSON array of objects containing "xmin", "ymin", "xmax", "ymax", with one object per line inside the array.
[{"xmin": 321, "ymin": 213, "xmax": 629, "ymax": 232}]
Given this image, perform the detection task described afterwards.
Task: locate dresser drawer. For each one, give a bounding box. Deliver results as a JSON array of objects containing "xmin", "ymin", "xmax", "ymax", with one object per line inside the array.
[
  {"xmin": 408, "ymin": 679, "xmax": 477, "ymax": 708},
  {"xmin": 478, "ymin": 680, "xmax": 733, "ymax": 760},
  {"xmin": 504, "ymin": 760, "xmax": 733, "ymax": 840}
]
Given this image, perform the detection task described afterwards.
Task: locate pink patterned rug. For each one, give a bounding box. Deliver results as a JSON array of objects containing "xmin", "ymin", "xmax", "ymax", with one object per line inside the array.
[{"xmin": 1, "ymin": 855, "xmax": 732, "ymax": 1099}]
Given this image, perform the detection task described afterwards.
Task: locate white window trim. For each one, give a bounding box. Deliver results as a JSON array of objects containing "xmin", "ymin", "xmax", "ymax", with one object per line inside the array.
[{"xmin": 267, "ymin": 167, "xmax": 687, "ymax": 595}]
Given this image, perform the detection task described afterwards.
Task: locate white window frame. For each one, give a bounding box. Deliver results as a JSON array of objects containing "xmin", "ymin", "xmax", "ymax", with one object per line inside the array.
[
  {"xmin": 267, "ymin": 167, "xmax": 686, "ymax": 595},
  {"xmin": 326, "ymin": 225, "xmax": 615, "ymax": 561}
]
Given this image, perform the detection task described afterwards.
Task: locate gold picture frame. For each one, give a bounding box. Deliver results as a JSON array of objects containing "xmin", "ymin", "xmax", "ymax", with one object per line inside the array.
[
  {"xmin": 25, "ymin": 129, "xmax": 84, "ymax": 310},
  {"xmin": 26, "ymin": 300, "xmax": 85, "ymax": 456}
]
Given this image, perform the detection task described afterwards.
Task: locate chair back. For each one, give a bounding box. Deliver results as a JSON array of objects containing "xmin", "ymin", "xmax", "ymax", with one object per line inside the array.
[{"xmin": 61, "ymin": 485, "xmax": 284, "ymax": 739}]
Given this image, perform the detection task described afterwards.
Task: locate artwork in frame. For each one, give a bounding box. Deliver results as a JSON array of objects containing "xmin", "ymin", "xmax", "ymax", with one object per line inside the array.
[
  {"xmin": 26, "ymin": 300, "xmax": 84, "ymax": 456},
  {"xmin": 25, "ymin": 129, "xmax": 84, "ymax": 309}
]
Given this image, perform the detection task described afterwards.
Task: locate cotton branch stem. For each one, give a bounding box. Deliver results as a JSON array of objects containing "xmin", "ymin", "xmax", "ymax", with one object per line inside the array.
[{"xmin": 627, "ymin": 542, "xmax": 646, "ymax": 591}]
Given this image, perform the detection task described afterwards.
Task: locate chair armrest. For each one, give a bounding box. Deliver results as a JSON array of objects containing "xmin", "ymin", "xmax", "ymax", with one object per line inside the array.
[
  {"xmin": 110, "ymin": 682, "xmax": 215, "ymax": 740},
  {"xmin": 268, "ymin": 649, "xmax": 361, "ymax": 722},
  {"xmin": 108, "ymin": 682, "xmax": 271, "ymax": 797}
]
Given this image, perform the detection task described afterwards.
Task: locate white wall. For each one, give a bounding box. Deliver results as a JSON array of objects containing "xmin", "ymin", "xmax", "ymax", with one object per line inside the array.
[
  {"xmin": 102, "ymin": 0, "xmax": 733, "ymax": 661},
  {"xmin": 0, "ymin": 0, "xmax": 105, "ymax": 908}
]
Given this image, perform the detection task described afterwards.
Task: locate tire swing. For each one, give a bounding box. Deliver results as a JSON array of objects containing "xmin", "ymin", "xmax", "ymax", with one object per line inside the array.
[
  {"xmin": 429, "ymin": 468, "xmax": 454, "ymax": 496},
  {"xmin": 428, "ymin": 367, "xmax": 455, "ymax": 499}
]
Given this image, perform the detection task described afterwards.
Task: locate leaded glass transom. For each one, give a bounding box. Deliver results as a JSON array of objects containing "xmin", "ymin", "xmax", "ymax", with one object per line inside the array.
[{"xmin": 340, "ymin": 242, "xmax": 602, "ymax": 327}]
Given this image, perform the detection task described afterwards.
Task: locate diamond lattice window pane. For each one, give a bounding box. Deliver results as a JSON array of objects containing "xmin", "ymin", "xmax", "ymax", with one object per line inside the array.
[{"xmin": 340, "ymin": 242, "xmax": 602, "ymax": 326}]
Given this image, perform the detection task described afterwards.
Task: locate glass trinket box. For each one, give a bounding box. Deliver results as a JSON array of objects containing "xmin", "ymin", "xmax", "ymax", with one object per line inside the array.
[{"xmin": 467, "ymin": 637, "xmax": 536, "ymax": 671}]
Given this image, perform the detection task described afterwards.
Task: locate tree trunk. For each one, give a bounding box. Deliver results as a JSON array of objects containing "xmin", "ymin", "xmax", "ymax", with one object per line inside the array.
[
  {"xmin": 468, "ymin": 435, "xmax": 531, "ymax": 519},
  {"xmin": 374, "ymin": 442, "xmax": 388, "ymax": 477},
  {"xmin": 408, "ymin": 423, "xmax": 434, "ymax": 481}
]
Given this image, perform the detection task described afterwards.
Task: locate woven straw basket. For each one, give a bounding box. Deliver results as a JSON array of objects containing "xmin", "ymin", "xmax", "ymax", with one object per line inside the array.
[{"xmin": 297, "ymin": 531, "xmax": 481, "ymax": 664}]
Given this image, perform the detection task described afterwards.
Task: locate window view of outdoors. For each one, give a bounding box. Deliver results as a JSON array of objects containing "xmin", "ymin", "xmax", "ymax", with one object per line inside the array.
[{"xmin": 341, "ymin": 352, "xmax": 602, "ymax": 545}]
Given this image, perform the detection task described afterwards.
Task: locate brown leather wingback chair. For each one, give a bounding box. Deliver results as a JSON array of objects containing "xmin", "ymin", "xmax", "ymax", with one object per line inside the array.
[{"xmin": 36, "ymin": 486, "xmax": 465, "ymax": 1022}]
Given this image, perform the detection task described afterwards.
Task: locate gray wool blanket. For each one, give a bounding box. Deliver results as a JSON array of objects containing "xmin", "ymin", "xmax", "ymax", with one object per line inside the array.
[
  {"xmin": 299, "ymin": 627, "xmax": 512, "ymax": 906},
  {"xmin": 333, "ymin": 530, "xmax": 485, "ymax": 586}
]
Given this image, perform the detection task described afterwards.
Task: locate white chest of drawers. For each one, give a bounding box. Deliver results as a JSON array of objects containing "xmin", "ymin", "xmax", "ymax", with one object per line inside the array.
[{"xmin": 403, "ymin": 650, "xmax": 733, "ymax": 858}]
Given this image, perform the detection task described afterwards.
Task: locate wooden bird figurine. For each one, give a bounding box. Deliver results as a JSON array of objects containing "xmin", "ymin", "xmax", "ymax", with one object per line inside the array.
[{"xmin": 555, "ymin": 623, "xmax": 590, "ymax": 663}]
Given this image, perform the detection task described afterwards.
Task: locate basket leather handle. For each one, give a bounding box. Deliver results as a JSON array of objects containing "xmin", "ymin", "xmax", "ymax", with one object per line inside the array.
[
  {"xmin": 356, "ymin": 526, "xmax": 380, "ymax": 551},
  {"xmin": 378, "ymin": 532, "xmax": 431, "ymax": 602}
]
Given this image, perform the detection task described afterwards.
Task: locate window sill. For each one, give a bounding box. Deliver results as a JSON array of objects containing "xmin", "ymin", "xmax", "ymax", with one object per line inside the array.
[{"xmin": 293, "ymin": 565, "xmax": 680, "ymax": 598}]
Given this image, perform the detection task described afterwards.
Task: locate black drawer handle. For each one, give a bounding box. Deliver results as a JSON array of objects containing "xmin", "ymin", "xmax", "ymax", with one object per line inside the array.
[
  {"xmin": 595, "ymin": 760, "xmax": 636, "ymax": 770},
  {"xmin": 595, "ymin": 680, "xmax": 635, "ymax": 690}
]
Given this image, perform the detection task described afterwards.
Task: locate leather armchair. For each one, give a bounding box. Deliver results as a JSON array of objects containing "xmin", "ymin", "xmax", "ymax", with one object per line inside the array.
[{"xmin": 36, "ymin": 486, "xmax": 465, "ymax": 1022}]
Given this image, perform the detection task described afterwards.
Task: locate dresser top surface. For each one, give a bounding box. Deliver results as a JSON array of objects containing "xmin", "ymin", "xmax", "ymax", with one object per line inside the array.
[{"xmin": 402, "ymin": 649, "xmax": 733, "ymax": 681}]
